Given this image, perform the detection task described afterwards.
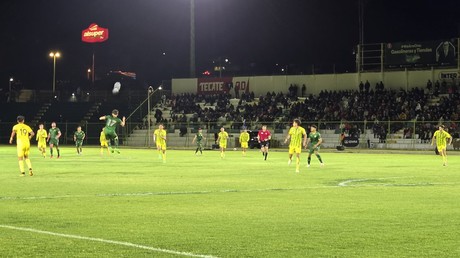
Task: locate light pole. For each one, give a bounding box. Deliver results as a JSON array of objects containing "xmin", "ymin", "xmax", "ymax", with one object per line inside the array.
[
  {"xmin": 49, "ymin": 52, "xmax": 61, "ymax": 93},
  {"xmin": 9, "ymin": 77, "xmax": 13, "ymax": 92},
  {"xmin": 147, "ymin": 85, "xmax": 162, "ymax": 148},
  {"xmin": 190, "ymin": 0, "xmax": 196, "ymax": 78},
  {"xmin": 87, "ymin": 68, "xmax": 91, "ymax": 80}
]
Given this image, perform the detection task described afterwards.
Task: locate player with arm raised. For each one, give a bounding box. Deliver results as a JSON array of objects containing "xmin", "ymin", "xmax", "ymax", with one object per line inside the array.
[
  {"xmin": 284, "ymin": 119, "xmax": 307, "ymax": 173},
  {"xmin": 306, "ymin": 125, "xmax": 324, "ymax": 167},
  {"xmin": 258, "ymin": 125, "xmax": 271, "ymax": 160},
  {"xmin": 99, "ymin": 109, "xmax": 126, "ymax": 154}
]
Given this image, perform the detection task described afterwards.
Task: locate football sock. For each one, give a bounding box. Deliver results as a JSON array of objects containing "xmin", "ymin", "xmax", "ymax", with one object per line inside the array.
[
  {"xmin": 56, "ymin": 147, "xmax": 60, "ymax": 157},
  {"xmin": 308, "ymin": 156, "xmax": 311, "ymax": 165},
  {"xmin": 100, "ymin": 147, "xmax": 103, "ymax": 154},
  {"xmin": 316, "ymin": 154, "xmax": 323, "ymax": 163},
  {"xmin": 296, "ymin": 157, "xmax": 300, "ymax": 171},
  {"xmin": 19, "ymin": 161, "xmax": 24, "ymax": 173},
  {"xmin": 162, "ymin": 152, "xmax": 166, "ymax": 162},
  {"xmin": 199, "ymin": 148, "xmax": 202, "ymax": 154},
  {"xmin": 264, "ymin": 152, "xmax": 268, "ymax": 160},
  {"xmin": 195, "ymin": 148, "xmax": 199, "ymax": 154},
  {"xmin": 76, "ymin": 147, "xmax": 80, "ymax": 154},
  {"xmin": 50, "ymin": 148, "xmax": 53, "ymax": 155},
  {"xmin": 25, "ymin": 159, "xmax": 32, "ymax": 170}
]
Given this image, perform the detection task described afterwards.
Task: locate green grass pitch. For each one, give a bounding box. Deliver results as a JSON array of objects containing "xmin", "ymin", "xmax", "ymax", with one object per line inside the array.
[{"xmin": 1, "ymin": 146, "xmax": 459, "ymax": 257}]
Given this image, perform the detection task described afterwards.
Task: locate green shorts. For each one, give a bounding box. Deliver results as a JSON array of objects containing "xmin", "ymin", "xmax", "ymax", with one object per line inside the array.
[
  {"xmin": 75, "ymin": 140, "xmax": 83, "ymax": 147},
  {"xmin": 49, "ymin": 138, "xmax": 59, "ymax": 146},
  {"xmin": 104, "ymin": 129, "xmax": 118, "ymax": 140},
  {"xmin": 309, "ymin": 146, "xmax": 320, "ymax": 154}
]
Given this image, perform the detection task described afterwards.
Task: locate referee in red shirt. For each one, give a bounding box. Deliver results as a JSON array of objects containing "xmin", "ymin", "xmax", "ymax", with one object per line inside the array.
[{"xmin": 258, "ymin": 125, "xmax": 272, "ymax": 161}]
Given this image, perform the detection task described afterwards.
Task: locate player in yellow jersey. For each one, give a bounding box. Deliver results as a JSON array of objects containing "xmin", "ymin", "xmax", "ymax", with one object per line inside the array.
[
  {"xmin": 36, "ymin": 123, "xmax": 47, "ymax": 158},
  {"xmin": 9, "ymin": 116, "xmax": 34, "ymax": 176},
  {"xmin": 153, "ymin": 124, "xmax": 167, "ymax": 162},
  {"xmin": 239, "ymin": 128, "xmax": 250, "ymax": 156},
  {"xmin": 216, "ymin": 127, "xmax": 229, "ymax": 158},
  {"xmin": 284, "ymin": 119, "xmax": 307, "ymax": 173},
  {"xmin": 100, "ymin": 128, "xmax": 110, "ymax": 156},
  {"xmin": 431, "ymin": 124, "xmax": 452, "ymax": 166}
]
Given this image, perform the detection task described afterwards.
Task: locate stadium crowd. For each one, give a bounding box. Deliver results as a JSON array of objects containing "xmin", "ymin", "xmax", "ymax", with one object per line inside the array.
[{"xmin": 151, "ymin": 81, "xmax": 459, "ymax": 141}]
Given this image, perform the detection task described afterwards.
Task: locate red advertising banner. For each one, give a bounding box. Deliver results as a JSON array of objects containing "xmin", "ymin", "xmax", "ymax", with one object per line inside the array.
[
  {"xmin": 82, "ymin": 23, "xmax": 109, "ymax": 43},
  {"xmin": 197, "ymin": 77, "xmax": 250, "ymax": 96}
]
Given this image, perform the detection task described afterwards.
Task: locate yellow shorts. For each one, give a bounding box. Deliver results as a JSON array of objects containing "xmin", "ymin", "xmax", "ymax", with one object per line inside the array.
[
  {"xmin": 100, "ymin": 141, "xmax": 108, "ymax": 147},
  {"xmin": 289, "ymin": 146, "xmax": 302, "ymax": 155},
  {"xmin": 241, "ymin": 142, "xmax": 248, "ymax": 148},
  {"xmin": 219, "ymin": 143, "xmax": 227, "ymax": 149},
  {"xmin": 157, "ymin": 144, "xmax": 166, "ymax": 151},
  {"xmin": 17, "ymin": 143, "xmax": 30, "ymax": 158},
  {"xmin": 38, "ymin": 142, "xmax": 46, "ymax": 149},
  {"xmin": 437, "ymin": 145, "xmax": 446, "ymax": 152}
]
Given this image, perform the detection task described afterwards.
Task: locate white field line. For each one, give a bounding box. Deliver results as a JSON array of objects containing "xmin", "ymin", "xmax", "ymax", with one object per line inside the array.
[
  {"xmin": 0, "ymin": 225, "xmax": 218, "ymax": 258},
  {"xmin": 0, "ymin": 186, "xmax": 338, "ymax": 201},
  {"xmin": 1, "ymin": 180, "xmax": 456, "ymax": 201}
]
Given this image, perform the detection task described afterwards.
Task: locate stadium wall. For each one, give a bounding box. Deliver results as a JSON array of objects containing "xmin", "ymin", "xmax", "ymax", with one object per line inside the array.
[{"xmin": 172, "ymin": 68, "xmax": 458, "ymax": 96}]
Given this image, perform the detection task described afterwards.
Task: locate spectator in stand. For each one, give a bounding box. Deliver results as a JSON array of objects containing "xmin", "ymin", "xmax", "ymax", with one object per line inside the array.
[
  {"xmin": 358, "ymin": 81, "xmax": 364, "ymax": 92},
  {"xmin": 426, "ymin": 79, "xmax": 433, "ymax": 93},
  {"xmin": 301, "ymin": 84, "xmax": 306, "ymax": 97}
]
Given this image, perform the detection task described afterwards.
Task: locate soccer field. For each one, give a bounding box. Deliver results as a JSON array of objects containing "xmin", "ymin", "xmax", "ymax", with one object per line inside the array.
[{"xmin": 1, "ymin": 146, "xmax": 459, "ymax": 257}]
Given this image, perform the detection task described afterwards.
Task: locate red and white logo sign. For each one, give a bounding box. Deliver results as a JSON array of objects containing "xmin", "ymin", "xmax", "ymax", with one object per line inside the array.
[
  {"xmin": 197, "ymin": 77, "xmax": 250, "ymax": 95},
  {"xmin": 82, "ymin": 23, "xmax": 109, "ymax": 43}
]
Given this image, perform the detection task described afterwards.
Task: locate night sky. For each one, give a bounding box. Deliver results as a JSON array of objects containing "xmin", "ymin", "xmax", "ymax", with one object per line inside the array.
[{"xmin": 1, "ymin": 0, "xmax": 459, "ymax": 90}]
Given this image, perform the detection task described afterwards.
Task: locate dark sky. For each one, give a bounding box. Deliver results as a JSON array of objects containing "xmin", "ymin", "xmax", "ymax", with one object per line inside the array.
[{"xmin": 1, "ymin": 0, "xmax": 459, "ymax": 90}]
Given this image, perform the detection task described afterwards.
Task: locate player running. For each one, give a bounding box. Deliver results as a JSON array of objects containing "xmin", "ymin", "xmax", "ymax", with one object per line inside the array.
[
  {"xmin": 99, "ymin": 109, "xmax": 126, "ymax": 154},
  {"xmin": 36, "ymin": 123, "xmax": 47, "ymax": 158},
  {"xmin": 9, "ymin": 116, "xmax": 34, "ymax": 176},
  {"xmin": 306, "ymin": 125, "xmax": 324, "ymax": 167},
  {"xmin": 239, "ymin": 128, "xmax": 250, "ymax": 156},
  {"xmin": 100, "ymin": 128, "xmax": 110, "ymax": 156},
  {"xmin": 284, "ymin": 119, "xmax": 307, "ymax": 173},
  {"xmin": 47, "ymin": 122, "xmax": 61, "ymax": 158},
  {"xmin": 431, "ymin": 124, "xmax": 452, "ymax": 166},
  {"xmin": 73, "ymin": 126, "xmax": 86, "ymax": 155},
  {"xmin": 192, "ymin": 128, "xmax": 206, "ymax": 155},
  {"xmin": 258, "ymin": 125, "xmax": 271, "ymax": 160},
  {"xmin": 153, "ymin": 124, "xmax": 167, "ymax": 162},
  {"xmin": 216, "ymin": 127, "xmax": 229, "ymax": 159}
]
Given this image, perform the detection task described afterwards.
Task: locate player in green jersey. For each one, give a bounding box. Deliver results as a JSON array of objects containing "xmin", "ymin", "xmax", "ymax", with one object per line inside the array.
[
  {"xmin": 47, "ymin": 122, "xmax": 61, "ymax": 158},
  {"xmin": 73, "ymin": 126, "xmax": 86, "ymax": 155},
  {"xmin": 306, "ymin": 125, "xmax": 324, "ymax": 167},
  {"xmin": 192, "ymin": 128, "xmax": 206, "ymax": 155},
  {"xmin": 284, "ymin": 119, "xmax": 307, "ymax": 173},
  {"xmin": 431, "ymin": 124, "xmax": 452, "ymax": 166},
  {"xmin": 99, "ymin": 109, "xmax": 126, "ymax": 154}
]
